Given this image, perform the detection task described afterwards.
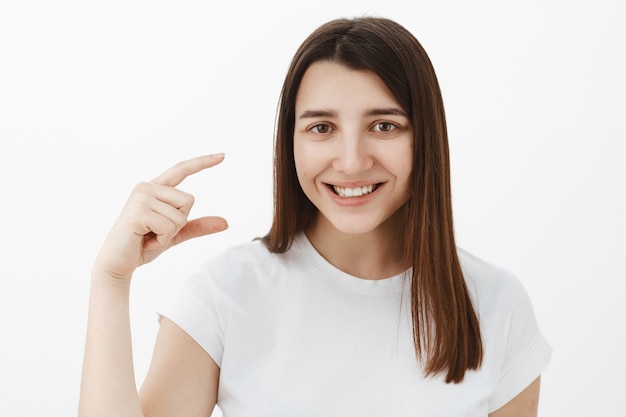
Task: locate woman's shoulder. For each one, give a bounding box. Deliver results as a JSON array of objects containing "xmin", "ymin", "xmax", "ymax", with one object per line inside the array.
[
  {"xmin": 193, "ymin": 236, "xmax": 309, "ymax": 291},
  {"xmin": 457, "ymin": 248, "xmax": 530, "ymax": 305},
  {"xmin": 200, "ymin": 238, "xmax": 277, "ymax": 274}
]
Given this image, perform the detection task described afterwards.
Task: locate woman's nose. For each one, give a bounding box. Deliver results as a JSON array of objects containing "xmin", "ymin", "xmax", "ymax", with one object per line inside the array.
[{"xmin": 332, "ymin": 131, "xmax": 374, "ymax": 174}]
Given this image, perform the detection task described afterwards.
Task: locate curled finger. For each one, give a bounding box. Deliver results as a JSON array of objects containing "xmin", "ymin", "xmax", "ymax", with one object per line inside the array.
[{"xmin": 139, "ymin": 210, "xmax": 181, "ymax": 250}]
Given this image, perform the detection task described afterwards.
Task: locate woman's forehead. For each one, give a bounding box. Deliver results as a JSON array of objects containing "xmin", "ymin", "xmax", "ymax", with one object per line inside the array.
[{"xmin": 294, "ymin": 61, "xmax": 404, "ymax": 116}]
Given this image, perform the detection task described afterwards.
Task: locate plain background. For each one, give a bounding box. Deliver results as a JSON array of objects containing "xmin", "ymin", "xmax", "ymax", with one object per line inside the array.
[{"xmin": 1, "ymin": 0, "xmax": 624, "ymax": 416}]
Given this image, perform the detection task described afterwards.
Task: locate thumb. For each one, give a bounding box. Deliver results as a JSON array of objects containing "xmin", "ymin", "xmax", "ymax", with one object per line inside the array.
[{"xmin": 172, "ymin": 216, "xmax": 229, "ymax": 247}]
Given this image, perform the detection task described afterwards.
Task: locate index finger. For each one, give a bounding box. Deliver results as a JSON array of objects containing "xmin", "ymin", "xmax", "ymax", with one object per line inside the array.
[{"xmin": 151, "ymin": 153, "xmax": 225, "ymax": 187}]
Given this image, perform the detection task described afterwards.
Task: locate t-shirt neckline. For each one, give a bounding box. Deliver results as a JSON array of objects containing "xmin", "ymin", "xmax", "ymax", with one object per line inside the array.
[{"xmin": 292, "ymin": 232, "xmax": 410, "ymax": 294}]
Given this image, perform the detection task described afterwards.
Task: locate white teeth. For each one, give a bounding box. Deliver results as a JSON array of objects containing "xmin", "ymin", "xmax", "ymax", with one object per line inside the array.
[{"xmin": 333, "ymin": 185, "xmax": 375, "ymax": 197}]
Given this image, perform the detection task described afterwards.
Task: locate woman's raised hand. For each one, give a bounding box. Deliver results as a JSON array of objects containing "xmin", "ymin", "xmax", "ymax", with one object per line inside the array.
[{"xmin": 93, "ymin": 154, "xmax": 228, "ymax": 282}]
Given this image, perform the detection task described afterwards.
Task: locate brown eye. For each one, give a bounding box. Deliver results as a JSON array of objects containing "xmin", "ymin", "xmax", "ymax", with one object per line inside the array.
[
  {"xmin": 311, "ymin": 124, "xmax": 332, "ymax": 134},
  {"xmin": 373, "ymin": 122, "xmax": 397, "ymax": 132}
]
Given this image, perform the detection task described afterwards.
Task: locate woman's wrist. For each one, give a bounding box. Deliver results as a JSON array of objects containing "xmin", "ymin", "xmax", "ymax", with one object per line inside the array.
[{"xmin": 90, "ymin": 268, "xmax": 133, "ymax": 295}]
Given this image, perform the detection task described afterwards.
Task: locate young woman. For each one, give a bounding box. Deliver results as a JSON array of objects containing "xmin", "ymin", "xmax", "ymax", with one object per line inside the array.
[{"xmin": 79, "ymin": 17, "xmax": 551, "ymax": 417}]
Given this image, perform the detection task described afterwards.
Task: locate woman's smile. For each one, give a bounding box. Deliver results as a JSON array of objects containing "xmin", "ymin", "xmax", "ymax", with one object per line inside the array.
[{"xmin": 326, "ymin": 183, "xmax": 381, "ymax": 197}]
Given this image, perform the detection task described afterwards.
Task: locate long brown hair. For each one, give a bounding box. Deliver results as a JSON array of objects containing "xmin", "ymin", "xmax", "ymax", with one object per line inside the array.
[{"xmin": 263, "ymin": 17, "xmax": 482, "ymax": 383}]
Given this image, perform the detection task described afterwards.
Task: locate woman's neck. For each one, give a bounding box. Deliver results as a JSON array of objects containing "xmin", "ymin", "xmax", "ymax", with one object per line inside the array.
[{"xmin": 304, "ymin": 211, "xmax": 407, "ymax": 280}]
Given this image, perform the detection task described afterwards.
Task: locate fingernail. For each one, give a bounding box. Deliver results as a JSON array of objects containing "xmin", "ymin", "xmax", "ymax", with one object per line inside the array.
[{"xmin": 210, "ymin": 153, "xmax": 225, "ymax": 159}]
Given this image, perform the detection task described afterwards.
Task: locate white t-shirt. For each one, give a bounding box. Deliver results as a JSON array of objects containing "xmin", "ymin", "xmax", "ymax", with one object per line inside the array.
[{"xmin": 159, "ymin": 233, "xmax": 551, "ymax": 416}]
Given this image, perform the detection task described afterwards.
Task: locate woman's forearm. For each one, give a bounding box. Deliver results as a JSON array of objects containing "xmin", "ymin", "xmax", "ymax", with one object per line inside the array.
[{"xmin": 78, "ymin": 273, "xmax": 144, "ymax": 417}]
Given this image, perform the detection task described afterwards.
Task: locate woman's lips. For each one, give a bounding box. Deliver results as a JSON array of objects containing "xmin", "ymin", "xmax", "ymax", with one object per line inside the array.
[{"xmin": 325, "ymin": 183, "xmax": 383, "ymax": 198}]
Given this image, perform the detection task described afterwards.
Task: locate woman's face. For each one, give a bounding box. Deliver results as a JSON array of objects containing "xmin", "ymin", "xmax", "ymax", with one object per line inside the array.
[{"xmin": 293, "ymin": 61, "xmax": 413, "ymax": 237}]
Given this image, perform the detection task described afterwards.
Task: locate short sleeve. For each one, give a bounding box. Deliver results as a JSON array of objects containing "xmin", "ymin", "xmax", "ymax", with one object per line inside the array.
[
  {"xmin": 488, "ymin": 278, "xmax": 552, "ymax": 412},
  {"xmin": 157, "ymin": 266, "xmax": 225, "ymax": 367}
]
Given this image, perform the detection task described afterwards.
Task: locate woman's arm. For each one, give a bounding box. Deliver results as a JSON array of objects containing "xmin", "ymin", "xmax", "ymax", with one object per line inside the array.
[
  {"xmin": 78, "ymin": 155, "xmax": 227, "ymax": 417},
  {"xmin": 488, "ymin": 377, "xmax": 541, "ymax": 417},
  {"xmin": 139, "ymin": 318, "xmax": 220, "ymax": 417},
  {"xmin": 78, "ymin": 272, "xmax": 144, "ymax": 417}
]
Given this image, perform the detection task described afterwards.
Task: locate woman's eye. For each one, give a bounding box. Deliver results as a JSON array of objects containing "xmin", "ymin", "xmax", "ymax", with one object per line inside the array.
[
  {"xmin": 373, "ymin": 122, "xmax": 397, "ymax": 132},
  {"xmin": 310, "ymin": 124, "xmax": 332, "ymax": 134}
]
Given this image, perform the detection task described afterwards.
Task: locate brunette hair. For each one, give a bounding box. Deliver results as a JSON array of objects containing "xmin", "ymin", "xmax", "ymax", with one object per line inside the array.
[{"xmin": 263, "ymin": 17, "xmax": 482, "ymax": 383}]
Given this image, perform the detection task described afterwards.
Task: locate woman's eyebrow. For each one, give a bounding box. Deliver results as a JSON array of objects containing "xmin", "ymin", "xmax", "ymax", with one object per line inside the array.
[
  {"xmin": 298, "ymin": 109, "xmax": 337, "ymax": 119},
  {"xmin": 365, "ymin": 108, "xmax": 408, "ymax": 117}
]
